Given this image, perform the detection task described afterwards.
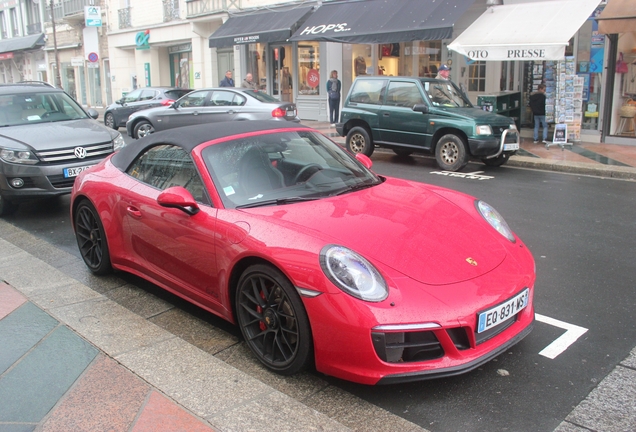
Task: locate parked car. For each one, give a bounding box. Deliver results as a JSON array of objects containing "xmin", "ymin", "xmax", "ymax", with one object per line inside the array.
[
  {"xmin": 71, "ymin": 120, "xmax": 535, "ymax": 385},
  {"xmin": 336, "ymin": 76, "xmax": 520, "ymax": 171},
  {"xmin": 125, "ymin": 88, "xmax": 299, "ymax": 139},
  {"xmin": 104, "ymin": 86, "xmax": 192, "ymax": 130},
  {"xmin": 0, "ymin": 82, "xmax": 125, "ymax": 216}
]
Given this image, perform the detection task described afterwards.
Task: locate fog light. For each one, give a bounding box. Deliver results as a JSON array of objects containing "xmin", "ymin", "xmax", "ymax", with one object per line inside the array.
[{"xmin": 9, "ymin": 178, "xmax": 24, "ymax": 188}]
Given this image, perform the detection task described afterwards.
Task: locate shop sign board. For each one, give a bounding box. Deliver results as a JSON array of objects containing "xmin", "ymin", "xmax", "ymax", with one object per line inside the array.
[
  {"xmin": 306, "ymin": 69, "xmax": 319, "ymax": 88},
  {"xmin": 451, "ymin": 45, "xmax": 565, "ymax": 61},
  {"xmin": 135, "ymin": 30, "xmax": 150, "ymax": 50},
  {"xmin": 71, "ymin": 57, "xmax": 84, "ymax": 67},
  {"xmin": 85, "ymin": 6, "xmax": 102, "ymax": 27},
  {"xmin": 0, "ymin": 52, "xmax": 14, "ymax": 60},
  {"xmin": 553, "ymin": 123, "xmax": 568, "ymax": 144}
]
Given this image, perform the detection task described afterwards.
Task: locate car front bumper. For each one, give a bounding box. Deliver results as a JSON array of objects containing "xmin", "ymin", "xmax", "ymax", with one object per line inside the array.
[
  {"xmin": 468, "ymin": 128, "xmax": 519, "ymax": 157},
  {"xmin": 302, "ymin": 250, "xmax": 536, "ymax": 385}
]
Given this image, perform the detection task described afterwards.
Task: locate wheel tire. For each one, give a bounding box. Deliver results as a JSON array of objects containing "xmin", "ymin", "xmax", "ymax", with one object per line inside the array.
[
  {"xmin": 435, "ymin": 134, "xmax": 468, "ymax": 171},
  {"xmin": 104, "ymin": 113, "xmax": 117, "ymax": 130},
  {"xmin": 74, "ymin": 200, "xmax": 112, "ymax": 275},
  {"xmin": 392, "ymin": 148, "xmax": 413, "ymax": 157},
  {"xmin": 0, "ymin": 194, "xmax": 18, "ymax": 217},
  {"xmin": 482, "ymin": 152, "xmax": 510, "ymax": 167},
  {"xmin": 134, "ymin": 120, "xmax": 154, "ymax": 139},
  {"xmin": 236, "ymin": 264, "xmax": 313, "ymax": 375},
  {"xmin": 346, "ymin": 126, "xmax": 374, "ymax": 157}
]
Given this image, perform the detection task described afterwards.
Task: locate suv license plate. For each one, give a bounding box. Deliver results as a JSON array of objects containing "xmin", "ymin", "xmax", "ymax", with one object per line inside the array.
[
  {"xmin": 503, "ymin": 143, "xmax": 519, "ymax": 151},
  {"xmin": 477, "ymin": 288, "xmax": 529, "ymax": 333},
  {"xmin": 64, "ymin": 165, "xmax": 94, "ymax": 178}
]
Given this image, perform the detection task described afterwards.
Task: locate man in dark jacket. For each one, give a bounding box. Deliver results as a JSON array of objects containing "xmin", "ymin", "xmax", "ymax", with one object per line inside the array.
[
  {"xmin": 219, "ymin": 70, "xmax": 234, "ymax": 87},
  {"xmin": 529, "ymin": 84, "xmax": 547, "ymax": 143}
]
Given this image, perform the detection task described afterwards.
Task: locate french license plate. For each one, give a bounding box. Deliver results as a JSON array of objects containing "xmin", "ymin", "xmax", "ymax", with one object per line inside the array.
[
  {"xmin": 477, "ymin": 288, "xmax": 529, "ymax": 333},
  {"xmin": 64, "ymin": 165, "xmax": 94, "ymax": 178},
  {"xmin": 503, "ymin": 143, "xmax": 519, "ymax": 151},
  {"xmin": 287, "ymin": 109, "xmax": 296, "ymax": 117}
]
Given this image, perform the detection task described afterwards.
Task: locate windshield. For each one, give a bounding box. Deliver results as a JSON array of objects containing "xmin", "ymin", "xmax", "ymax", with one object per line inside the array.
[
  {"xmin": 422, "ymin": 79, "xmax": 472, "ymax": 108},
  {"xmin": 201, "ymin": 130, "xmax": 381, "ymax": 209},
  {"xmin": 0, "ymin": 91, "xmax": 89, "ymax": 127},
  {"xmin": 242, "ymin": 90, "xmax": 280, "ymax": 103}
]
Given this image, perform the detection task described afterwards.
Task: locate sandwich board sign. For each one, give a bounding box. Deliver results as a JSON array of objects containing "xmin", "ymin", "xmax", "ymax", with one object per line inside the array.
[{"xmin": 553, "ymin": 123, "xmax": 567, "ymax": 144}]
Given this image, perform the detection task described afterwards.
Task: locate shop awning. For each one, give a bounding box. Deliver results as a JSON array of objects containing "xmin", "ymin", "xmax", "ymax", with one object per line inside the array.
[
  {"xmin": 448, "ymin": 0, "xmax": 601, "ymax": 61},
  {"xmin": 0, "ymin": 33, "xmax": 46, "ymax": 54},
  {"xmin": 208, "ymin": 6, "xmax": 314, "ymax": 48},
  {"xmin": 289, "ymin": 0, "xmax": 474, "ymax": 44},
  {"xmin": 596, "ymin": 0, "xmax": 636, "ymax": 34}
]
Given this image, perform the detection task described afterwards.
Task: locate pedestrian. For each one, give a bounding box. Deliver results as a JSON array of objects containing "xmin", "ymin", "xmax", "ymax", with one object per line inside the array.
[
  {"xmin": 435, "ymin": 64, "xmax": 450, "ymax": 81},
  {"xmin": 529, "ymin": 83, "xmax": 548, "ymax": 143},
  {"xmin": 327, "ymin": 70, "xmax": 341, "ymax": 126},
  {"xmin": 431, "ymin": 64, "xmax": 453, "ymax": 105},
  {"xmin": 219, "ymin": 70, "xmax": 234, "ymax": 87},
  {"xmin": 241, "ymin": 73, "xmax": 258, "ymax": 90}
]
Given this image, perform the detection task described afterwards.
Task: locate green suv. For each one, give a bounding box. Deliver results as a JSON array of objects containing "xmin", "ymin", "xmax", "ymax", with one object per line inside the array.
[{"xmin": 336, "ymin": 76, "xmax": 519, "ymax": 171}]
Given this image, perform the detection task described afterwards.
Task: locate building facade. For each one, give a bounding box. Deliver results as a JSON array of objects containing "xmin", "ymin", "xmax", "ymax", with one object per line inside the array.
[{"xmin": 1, "ymin": 0, "xmax": 632, "ymax": 146}]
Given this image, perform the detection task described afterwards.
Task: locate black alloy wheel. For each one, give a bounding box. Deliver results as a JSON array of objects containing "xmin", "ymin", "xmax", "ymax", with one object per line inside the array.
[
  {"xmin": 74, "ymin": 200, "xmax": 112, "ymax": 275},
  {"xmin": 104, "ymin": 112, "xmax": 117, "ymax": 130},
  {"xmin": 236, "ymin": 264, "xmax": 313, "ymax": 375}
]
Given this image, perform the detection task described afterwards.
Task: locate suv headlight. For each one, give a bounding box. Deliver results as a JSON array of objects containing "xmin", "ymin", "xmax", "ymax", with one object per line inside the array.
[
  {"xmin": 113, "ymin": 133, "xmax": 125, "ymax": 151},
  {"xmin": 476, "ymin": 125, "xmax": 492, "ymax": 135},
  {"xmin": 509, "ymin": 123, "xmax": 517, "ymax": 130},
  {"xmin": 476, "ymin": 200, "xmax": 515, "ymax": 242},
  {"xmin": 320, "ymin": 245, "xmax": 388, "ymax": 302},
  {"xmin": 0, "ymin": 147, "xmax": 39, "ymax": 165}
]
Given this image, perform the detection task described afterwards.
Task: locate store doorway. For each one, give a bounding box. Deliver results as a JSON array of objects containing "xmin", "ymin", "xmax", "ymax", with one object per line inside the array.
[
  {"xmin": 270, "ymin": 44, "xmax": 292, "ymax": 102},
  {"xmin": 217, "ymin": 49, "xmax": 233, "ymax": 87}
]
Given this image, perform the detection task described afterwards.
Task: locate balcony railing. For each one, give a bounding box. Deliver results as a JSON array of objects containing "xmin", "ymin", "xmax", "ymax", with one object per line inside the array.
[
  {"xmin": 163, "ymin": 0, "xmax": 180, "ymax": 22},
  {"xmin": 186, "ymin": 0, "xmax": 240, "ymax": 18},
  {"xmin": 45, "ymin": 0, "xmax": 95, "ymax": 22},
  {"xmin": 26, "ymin": 22, "xmax": 42, "ymax": 35},
  {"xmin": 118, "ymin": 7, "xmax": 132, "ymax": 29}
]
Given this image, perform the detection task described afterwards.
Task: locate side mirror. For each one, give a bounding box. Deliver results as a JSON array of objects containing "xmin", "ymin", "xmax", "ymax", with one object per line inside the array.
[
  {"xmin": 412, "ymin": 104, "xmax": 430, "ymax": 114},
  {"xmin": 157, "ymin": 186, "xmax": 200, "ymax": 215},
  {"xmin": 115, "ymin": 98, "xmax": 123, "ymax": 105},
  {"xmin": 355, "ymin": 153, "xmax": 373, "ymax": 169},
  {"xmin": 86, "ymin": 108, "xmax": 99, "ymax": 119}
]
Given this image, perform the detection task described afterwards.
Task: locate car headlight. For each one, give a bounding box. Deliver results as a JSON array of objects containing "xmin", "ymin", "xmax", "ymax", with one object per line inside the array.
[
  {"xmin": 509, "ymin": 123, "xmax": 517, "ymax": 130},
  {"xmin": 476, "ymin": 200, "xmax": 515, "ymax": 242},
  {"xmin": 320, "ymin": 245, "xmax": 388, "ymax": 302},
  {"xmin": 0, "ymin": 147, "xmax": 39, "ymax": 165},
  {"xmin": 475, "ymin": 125, "xmax": 492, "ymax": 135},
  {"xmin": 113, "ymin": 133, "xmax": 125, "ymax": 151}
]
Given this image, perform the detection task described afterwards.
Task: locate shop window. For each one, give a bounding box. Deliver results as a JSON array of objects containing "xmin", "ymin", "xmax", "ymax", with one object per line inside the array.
[
  {"xmin": 298, "ymin": 42, "xmax": 320, "ymax": 95},
  {"xmin": 246, "ymin": 43, "xmax": 267, "ymax": 90},
  {"xmin": 404, "ymin": 41, "xmax": 441, "ymax": 78},
  {"xmin": 500, "ymin": 61, "xmax": 515, "ymax": 91},
  {"xmin": 468, "ymin": 61, "xmax": 486, "ymax": 92}
]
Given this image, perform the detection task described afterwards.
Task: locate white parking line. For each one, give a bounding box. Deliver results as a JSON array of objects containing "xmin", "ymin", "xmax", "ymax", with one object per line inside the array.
[
  {"xmin": 535, "ymin": 313, "xmax": 588, "ymax": 359},
  {"xmin": 430, "ymin": 170, "xmax": 495, "ymax": 180}
]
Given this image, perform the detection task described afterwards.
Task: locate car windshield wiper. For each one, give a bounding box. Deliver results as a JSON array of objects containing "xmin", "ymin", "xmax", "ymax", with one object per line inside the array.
[
  {"xmin": 332, "ymin": 181, "xmax": 378, "ymax": 196},
  {"xmin": 235, "ymin": 196, "xmax": 320, "ymax": 209}
]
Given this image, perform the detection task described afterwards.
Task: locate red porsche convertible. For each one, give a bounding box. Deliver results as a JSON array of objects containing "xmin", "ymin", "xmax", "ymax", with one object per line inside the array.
[{"xmin": 71, "ymin": 121, "xmax": 535, "ymax": 385}]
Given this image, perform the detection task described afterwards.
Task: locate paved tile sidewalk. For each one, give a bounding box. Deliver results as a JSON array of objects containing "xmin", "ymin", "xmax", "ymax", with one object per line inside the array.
[{"xmin": 0, "ymin": 282, "xmax": 214, "ymax": 432}]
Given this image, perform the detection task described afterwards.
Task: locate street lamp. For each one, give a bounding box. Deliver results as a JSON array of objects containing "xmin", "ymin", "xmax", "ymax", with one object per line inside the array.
[{"xmin": 49, "ymin": 0, "xmax": 62, "ymax": 88}]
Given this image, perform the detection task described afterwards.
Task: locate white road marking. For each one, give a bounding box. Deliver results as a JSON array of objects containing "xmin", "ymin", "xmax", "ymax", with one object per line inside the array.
[
  {"xmin": 535, "ymin": 313, "xmax": 588, "ymax": 359},
  {"xmin": 430, "ymin": 170, "xmax": 494, "ymax": 180}
]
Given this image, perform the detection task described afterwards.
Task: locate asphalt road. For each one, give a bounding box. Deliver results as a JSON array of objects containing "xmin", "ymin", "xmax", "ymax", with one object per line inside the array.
[{"xmin": 4, "ymin": 152, "xmax": 636, "ymax": 432}]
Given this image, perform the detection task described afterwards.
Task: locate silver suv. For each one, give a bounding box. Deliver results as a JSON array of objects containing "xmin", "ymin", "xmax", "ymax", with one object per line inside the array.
[{"xmin": 0, "ymin": 82, "xmax": 125, "ymax": 216}]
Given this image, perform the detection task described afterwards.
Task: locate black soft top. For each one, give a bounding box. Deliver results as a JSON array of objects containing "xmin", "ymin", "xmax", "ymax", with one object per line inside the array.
[{"xmin": 111, "ymin": 121, "xmax": 308, "ymax": 170}]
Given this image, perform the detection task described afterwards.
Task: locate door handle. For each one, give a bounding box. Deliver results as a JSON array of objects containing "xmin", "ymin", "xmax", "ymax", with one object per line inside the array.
[
  {"xmin": 226, "ymin": 110, "xmax": 235, "ymax": 114},
  {"xmin": 193, "ymin": 111, "xmax": 199, "ymax": 115},
  {"xmin": 383, "ymin": 112, "xmax": 390, "ymax": 117},
  {"xmin": 126, "ymin": 206, "xmax": 142, "ymax": 219}
]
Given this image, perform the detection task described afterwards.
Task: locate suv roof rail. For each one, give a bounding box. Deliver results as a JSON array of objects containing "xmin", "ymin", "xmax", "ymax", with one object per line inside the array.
[{"xmin": 17, "ymin": 80, "xmax": 55, "ymax": 87}]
